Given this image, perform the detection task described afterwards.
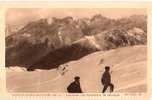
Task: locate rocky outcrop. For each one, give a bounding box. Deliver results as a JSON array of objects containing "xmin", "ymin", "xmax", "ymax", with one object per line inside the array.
[{"xmin": 103, "ymin": 27, "xmax": 147, "ymax": 50}]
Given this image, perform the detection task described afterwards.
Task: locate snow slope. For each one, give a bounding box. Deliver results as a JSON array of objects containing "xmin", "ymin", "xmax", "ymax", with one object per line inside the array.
[{"xmin": 6, "ymin": 45, "xmax": 147, "ymax": 93}]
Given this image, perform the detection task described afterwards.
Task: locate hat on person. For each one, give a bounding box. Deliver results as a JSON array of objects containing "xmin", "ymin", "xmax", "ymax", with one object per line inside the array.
[
  {"xmin": 105, "ymin": 66, "xmax": 110, "ymax": 70},
  {"xmin": 74, "ymin": 76, "xmax": 80, "ymax": 80}
]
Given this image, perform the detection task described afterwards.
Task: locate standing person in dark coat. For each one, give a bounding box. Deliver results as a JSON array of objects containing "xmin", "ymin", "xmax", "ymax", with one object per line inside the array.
[
  {"xmin": 101, "ymin": 66, "xmax": 114, "ymax": 93},
  {"xmin": 67, "ymin": 76, "xmax": 83, "ymax": 93}
]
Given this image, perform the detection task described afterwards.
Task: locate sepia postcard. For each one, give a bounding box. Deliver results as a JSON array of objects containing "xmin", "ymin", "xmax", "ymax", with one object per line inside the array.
[{"xmin": 0, "ymin": 1, "xmax": 152, "ymax": 100}]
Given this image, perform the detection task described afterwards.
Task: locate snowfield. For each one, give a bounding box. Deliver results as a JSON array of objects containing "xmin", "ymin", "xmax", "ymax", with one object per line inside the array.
[{"xmin": 6, "ymin": 45, "xmax": 147, "ymax": 93}]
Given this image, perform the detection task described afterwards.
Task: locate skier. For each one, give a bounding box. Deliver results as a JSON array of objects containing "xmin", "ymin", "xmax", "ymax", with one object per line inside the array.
[
  {"xmin": 101, "ymin": 66, "xmax": 114, "ymax": 93},
  {"xmin": 67, "ymin": 76, "xmax": 83, "ymax": 93}
]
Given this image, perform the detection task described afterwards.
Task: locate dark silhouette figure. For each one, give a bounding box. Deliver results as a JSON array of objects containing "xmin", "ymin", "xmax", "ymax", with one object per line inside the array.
[
  {"xmin": 67, "ymin": 76, "xmax": 82, "ymax": 93},
  {"xmin": 101, "ymin": 66, "xmax": 114, "ymax": 93}
]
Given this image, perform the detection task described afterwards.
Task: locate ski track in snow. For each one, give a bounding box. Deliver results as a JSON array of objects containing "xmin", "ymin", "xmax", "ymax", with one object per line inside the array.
[
  {"xmin": 11, "ymin": 70, "xmax": 62, "ymax": 91},
  {"xmin": 115, "ymin": 80, "xmax": 146, "ymax": 91}
]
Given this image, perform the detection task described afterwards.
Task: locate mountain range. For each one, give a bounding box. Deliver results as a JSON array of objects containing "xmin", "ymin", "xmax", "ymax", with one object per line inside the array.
[{"xmin": 6, "ymin": 14, "xmax": 147, "ymax": 70}]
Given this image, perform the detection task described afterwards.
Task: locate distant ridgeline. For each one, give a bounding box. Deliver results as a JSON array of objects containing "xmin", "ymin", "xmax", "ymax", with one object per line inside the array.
[{"xmin": 6, "ymin": 14, "xmax": 147, "ymax": 70}]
